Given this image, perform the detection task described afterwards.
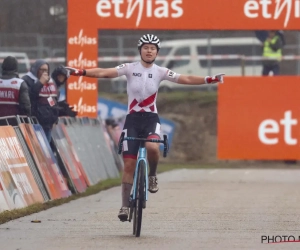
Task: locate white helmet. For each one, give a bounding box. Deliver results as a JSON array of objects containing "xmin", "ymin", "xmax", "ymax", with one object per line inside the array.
[{"xmin": 137, "ymin": 34, "xmax": 161, "ymax": 51}]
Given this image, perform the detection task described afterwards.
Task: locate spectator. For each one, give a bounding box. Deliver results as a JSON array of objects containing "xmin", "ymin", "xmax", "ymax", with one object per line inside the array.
[
  {"xmin": 22, "ymin": 59, "xmax": 59, "ymax": 142},
  {"xmin": 0, "ymin": 56, "xmax": 31, "ymax": 120},
  {"xmin": 51, "ymin": 65, "xmax": 78, "ymax": 118},
  {"xmin": 262, "ymin": 30, "xmax": 283, "ymax": 76}
]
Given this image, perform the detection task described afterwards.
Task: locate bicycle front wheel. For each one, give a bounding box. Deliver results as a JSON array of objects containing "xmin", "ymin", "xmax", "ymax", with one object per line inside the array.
[{"xmin": 133, "ymin": 160, "xmax": 145, "ymax": 237}]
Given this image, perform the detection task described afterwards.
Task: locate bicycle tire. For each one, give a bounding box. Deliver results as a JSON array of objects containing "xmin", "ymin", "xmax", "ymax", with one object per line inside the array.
[{"xmin": 133, "ymin": 160, "xmax": 145, "ymax": 237}]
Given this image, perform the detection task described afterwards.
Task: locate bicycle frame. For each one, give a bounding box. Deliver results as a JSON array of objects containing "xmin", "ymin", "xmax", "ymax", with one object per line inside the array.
[
  {"xmin": 117, "ymin": 132, "xmax": 169, "ymax": 236},
  {"xmin": 131, "ymin": 140, "xmax": 149, "ymax": 203},
  {"xmin": 118, "ymin": 133, "xmax": 169, "ymax": 205}
]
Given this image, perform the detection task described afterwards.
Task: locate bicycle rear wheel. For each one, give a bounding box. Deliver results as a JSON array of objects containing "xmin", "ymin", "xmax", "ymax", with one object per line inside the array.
[{"xmin": 133, "ymin": 160, "xmax": 145, "ymax": 237}]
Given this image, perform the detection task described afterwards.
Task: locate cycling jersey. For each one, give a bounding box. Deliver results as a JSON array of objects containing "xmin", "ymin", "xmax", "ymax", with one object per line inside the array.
[{"xmin": 116, "ymin": 62, "xmax": 180, "ymax": 114}]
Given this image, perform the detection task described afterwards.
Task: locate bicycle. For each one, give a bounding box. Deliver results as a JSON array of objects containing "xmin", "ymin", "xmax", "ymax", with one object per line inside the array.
[{"xmin": 117, "ymin": 132, "xmax": 169, "ymax": 237}]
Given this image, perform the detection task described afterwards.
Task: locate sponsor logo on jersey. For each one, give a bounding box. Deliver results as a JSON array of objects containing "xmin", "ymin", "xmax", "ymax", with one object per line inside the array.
[
  {"xmin": 116, "ymin": 64, "xmax": 126, "ymax": 69},
  {"xmin": 133, "ymin": 72, "xmax": 142, "ymax": 77},
  {"xmin": 167, "ymin": 70, "xmax": 176, "ymax": 78}
]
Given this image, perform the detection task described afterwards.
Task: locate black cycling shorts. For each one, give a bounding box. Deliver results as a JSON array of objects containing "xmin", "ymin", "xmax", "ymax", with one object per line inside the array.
[{"xmin": 122, "ymin": 112, "xmax": 161, "ymax": 159}]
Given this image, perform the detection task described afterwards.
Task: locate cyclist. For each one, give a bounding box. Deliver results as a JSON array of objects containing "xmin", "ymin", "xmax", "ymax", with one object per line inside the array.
[{"xmin": 65, "ymin": 34, "xmax": 224, "ymax": 222}]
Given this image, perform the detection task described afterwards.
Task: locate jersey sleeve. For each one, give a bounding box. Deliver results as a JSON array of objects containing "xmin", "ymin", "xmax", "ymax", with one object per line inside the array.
[
  {"xmin": 115, "ymin": 63, "xmax": 128, "ymax": 77},
  {"xmin": 161, "ymin": 68, "xmax": 181, "ymax": 83}
]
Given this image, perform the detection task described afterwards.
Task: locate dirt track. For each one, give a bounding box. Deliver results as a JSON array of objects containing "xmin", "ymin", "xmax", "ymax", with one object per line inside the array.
[{"xmin": 1, "ymin": 168, "xmax": 300, "ymax": 250}]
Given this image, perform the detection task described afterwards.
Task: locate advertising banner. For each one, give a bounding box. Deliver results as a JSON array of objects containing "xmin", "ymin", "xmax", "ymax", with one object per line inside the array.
[
  {"xmin": 67, "ymin": 0, "xmax": 300, "ymax": 117},
  {"xmin": 14, "ymin": 127, "xmax": 50, "ymax": 202},
  {"xmin": 60, "ymin": 120, "xmax": 105, "ymax": 185},
  {"xmin": 52, "ymin": 124, "xmax": 88, "ymax": 193},
  {"xmin": 218, "ymin": 76, "xmax": 300, "ymax": 160},
  {"xmin": 18, "ymin": 124, "xmax": 62, "ymax": 200},
  {"xmin": 33, "ymin": 124, "xmax": 71, "ymax": 198},
  {"xmin": 68, "ymin": 0, "xmax": 300, "ymax": 30},
  {"xmin": 0, "ymin": 167, "xmax": 25, "ymax": 210},
  {"xmin": 0, "ymin": 126, "xmax": 44, "ymax": 208},
  {"xmin": 0, "ymin": 181, "xmax": 10, "ymax": 212}
]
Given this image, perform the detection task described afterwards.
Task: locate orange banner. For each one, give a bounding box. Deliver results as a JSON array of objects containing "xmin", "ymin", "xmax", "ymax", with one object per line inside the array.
[
  {"xmin": 0, "ymin": 126, "xmax": 44, "ymax": 207},
  {"xmin": 19, "ymin": 124, "xmax": 63, "ymax": 200},
  {"xmin": 68, "ymin": 0, "xmax": 300, "ymax": 30},
  {"xmin": 218, "ymin": 76, "xmax": 300, "ymax": 160},
  {"xmin": 67, "ymin": 0, "xmax": 300, "ymax": 118},
  {"xmin": 51, "ymin": 124, "xmax": 88, "ymax": 193}
]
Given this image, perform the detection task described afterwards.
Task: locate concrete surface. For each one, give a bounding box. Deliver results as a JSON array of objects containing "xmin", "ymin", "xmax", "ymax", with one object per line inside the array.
[{"xmin": 1, "ymin": 168, "xmax": 300, "ymax": 250}]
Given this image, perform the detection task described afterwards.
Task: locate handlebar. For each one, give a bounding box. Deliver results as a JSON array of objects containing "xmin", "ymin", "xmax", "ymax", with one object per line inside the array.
[{"xmin": 117, "ymin": 132, "xmax": 169, "ymax": 158}]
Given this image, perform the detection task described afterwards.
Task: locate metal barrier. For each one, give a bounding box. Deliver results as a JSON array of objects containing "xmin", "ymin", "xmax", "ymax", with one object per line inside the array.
[
  {"xmin": 14, "ymin": 127, "xmax": 50, "ymax": 202},
  {"xmin": 59, "ymin": 117, "xmax": 120, "ymax": 185},
  {"xmin": 0, "ymin": 115, "xmax": 121, "ymax": 211},
  {"xmin": 51, "ymin": 123, "xmax": 88, "ymax": 194},
  {"xmin": 0, "ymin": 125, "xmax": 46, "ymax": 209},
  {"xmin": 0, "ymin": 116, "xmax": 51, "ymax": 202}
]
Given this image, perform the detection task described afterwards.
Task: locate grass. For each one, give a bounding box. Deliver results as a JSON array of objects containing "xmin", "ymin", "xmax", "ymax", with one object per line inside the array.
[
  {"xmin": 0, "ymin": 163, "xmax": 218, "ymax": 225},
  {"xmin": 0, "ymin": 178, "xmax": 120, "ymax": 225}
]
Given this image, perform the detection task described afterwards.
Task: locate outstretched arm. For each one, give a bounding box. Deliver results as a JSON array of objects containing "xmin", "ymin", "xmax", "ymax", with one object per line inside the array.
[
  {"xmin": 65, "ymin": 67, "xmax": 118, "ymax": 78},
  {"xmin": 178, "ymin": 75, "xmax": 206, "ymax": 85},
  {"xmin": 178, "ymin": 73, "xmax": 225, "ymax": 85}
]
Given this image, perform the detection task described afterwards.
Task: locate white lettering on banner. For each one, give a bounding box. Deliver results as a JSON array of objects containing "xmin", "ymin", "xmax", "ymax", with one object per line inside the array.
[
  {"xmin": 258, "ymin": 111, "xmax": 298, "ymax": 145},
  {"xmin": 0, "ymin": 156, "xmax": 8, "ymax": 172},
  {"xmin": 6, "ymin": 137, "xmax": 24, "ymax": 159},
  {"xmin": 68, "ymin": 29, "xmax": 97, "ymax": 47},
  {"xmin": 68, "ymin": 76, "xmax": 97, "ymax": 92},
  {"xmin": 12, "ymin": 173, "xmax": 34, "ymax": 195},
  {"xmin": 0, "ymin": 137, "xmax": 24, "ymax": 160},
  {"xmin": 68, "ymin": 52, "xmax": 97, "ymax": 68},
  {"xmin": 96, "ymin": 0, "xmax": 183, "ymax": 27},
  {"xmin": 73, "ymin": 97, "xmax": 97, "ymax": 115},
  {"xmin": 244, "ymin": 0, "xmax": 300, "ymax": 27}
]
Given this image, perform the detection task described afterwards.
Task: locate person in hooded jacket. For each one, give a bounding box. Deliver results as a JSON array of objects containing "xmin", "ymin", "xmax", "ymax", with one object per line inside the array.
[
  {"xmin": 51, "ymin": 65, "xmax": 78, "ymax": 118},
  {"xmin": 0, "ymin": 56, "xmax": 31, "ymax": 120},
  {"xmin": 22, "ymin": 59, "xmax": 59, "ymax": 142}
]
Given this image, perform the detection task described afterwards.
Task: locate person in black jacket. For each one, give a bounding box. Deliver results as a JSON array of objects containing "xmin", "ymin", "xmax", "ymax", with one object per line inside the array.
[
  {"xmin": 22, "ymin": 59, "xmax": 59, "ymax": 142},
  {"xmin": 51, "ymin": 65, "xmax": 78, "ymax": 118},
  {"xmin": 0, "ymin": 56, "xmax": 31, "ymax": 122}
]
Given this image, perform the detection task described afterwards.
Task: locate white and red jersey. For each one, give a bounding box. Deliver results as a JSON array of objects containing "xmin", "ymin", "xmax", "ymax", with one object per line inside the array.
[
  {"xmin": 116, "ymin": 62, "xmax": 180, "ymax": 114},
  {"xmin": 0, "ymin": 78, "xmax": 22, "ymax": 116},
  {"xmin": 38, "ymin": 82, "xmax": 58, "ymax": 105}
]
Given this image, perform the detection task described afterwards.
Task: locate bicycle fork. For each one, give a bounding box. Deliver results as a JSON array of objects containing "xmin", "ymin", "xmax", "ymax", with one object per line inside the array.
[{"xmin": 128, "ymin": 149, "xmax": 148, "ymax": 222}]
